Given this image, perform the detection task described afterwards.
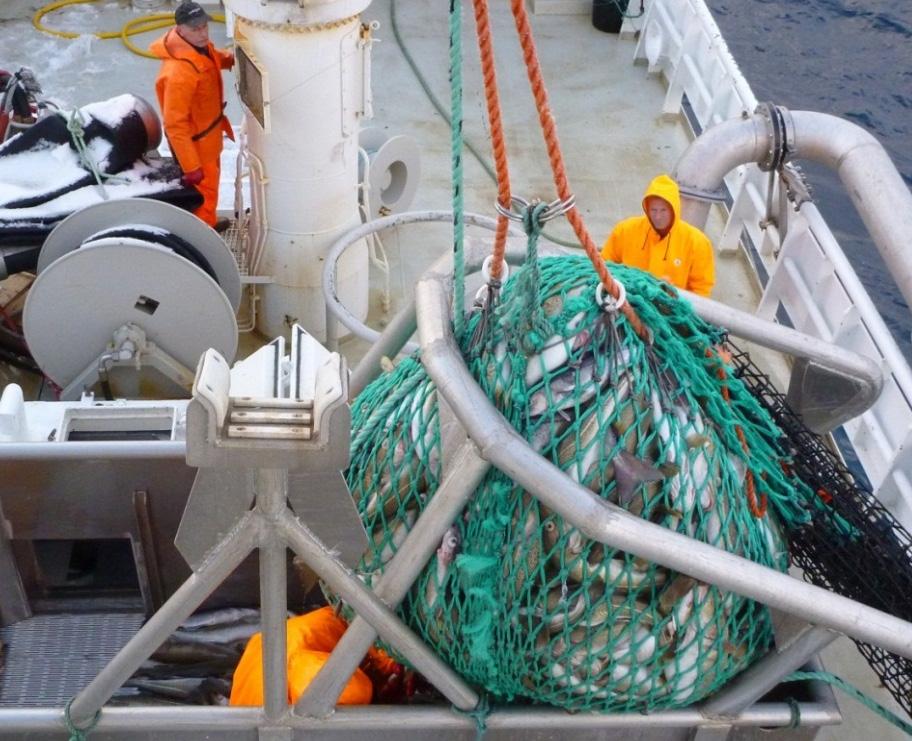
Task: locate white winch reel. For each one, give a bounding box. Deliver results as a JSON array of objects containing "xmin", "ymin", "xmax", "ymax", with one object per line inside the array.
[{"xmin": 24, "ymin": 198, "xmax": 241, "ymax": 399}]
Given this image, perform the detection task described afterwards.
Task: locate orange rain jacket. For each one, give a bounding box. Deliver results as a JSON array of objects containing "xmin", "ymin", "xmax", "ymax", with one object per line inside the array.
[
  {"xmin": 601, "ymin": 174, "xmax": 715, "ymax": 297},
  {"xmin": 229, "ymin": 607, "xmax": 400, "ymax": 707},
  {"xmin": 149, "ymin": 28, "xmax": 234, "ymax": 175}
]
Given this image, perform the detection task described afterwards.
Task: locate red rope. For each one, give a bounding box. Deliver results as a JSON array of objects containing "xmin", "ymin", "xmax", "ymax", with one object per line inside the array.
[
  {"xmin": 710, "ymin": 347, "xmax": 767, "ymax": 518},
  {"xmin": 471, "ymin": 0, "xmax": 511, "ymax": 283},
  {"xmin": 507, "ymin": 0, "xmax": 648, "ymax": 340}
]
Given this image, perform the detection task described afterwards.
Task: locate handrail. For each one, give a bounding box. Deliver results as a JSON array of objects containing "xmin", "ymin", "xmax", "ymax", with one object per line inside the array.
[
  {"xmin": 635, "ymin": 0, "xmax": 912, "ymax": 523},
  {"xmin": 322, "ymin": 210, "xmax": 525, "ymax": 353}
]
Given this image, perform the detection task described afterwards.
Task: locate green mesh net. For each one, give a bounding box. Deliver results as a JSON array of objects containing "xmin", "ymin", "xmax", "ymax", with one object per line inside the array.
[{"xmin": 341, "ymin": 254, "xmax": 821, "ymax": 712}]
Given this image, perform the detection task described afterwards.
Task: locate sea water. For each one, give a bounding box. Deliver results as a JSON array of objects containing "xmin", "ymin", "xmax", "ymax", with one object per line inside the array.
[{"xmin": 707, "ymin": 0, "xmax": 912, "ymax": 359}]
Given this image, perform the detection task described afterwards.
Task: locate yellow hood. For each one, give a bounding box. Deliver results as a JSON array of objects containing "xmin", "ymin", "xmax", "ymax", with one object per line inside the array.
[{"xmin": 640, "ymin": 173, "xmax": 681, "ymax": 228}]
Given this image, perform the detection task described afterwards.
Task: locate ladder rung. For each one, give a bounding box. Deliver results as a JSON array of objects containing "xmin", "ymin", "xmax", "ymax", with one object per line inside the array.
[
  {"xmin": 229, "ymin": 409, "xmax": 312, "ymax": 425},
  {"xmin": 231, "ymin": 396, "xmax": 314, "ymax": 410},
  {"xmin": 227, "ymin": 424, "xmax": 312, "ymax": 440}
]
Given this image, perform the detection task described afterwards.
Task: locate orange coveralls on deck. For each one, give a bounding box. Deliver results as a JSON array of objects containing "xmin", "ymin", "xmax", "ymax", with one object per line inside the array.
[
  {"xmin": 229, "ymin": 607, "xmax": 400, "ymax": 706},
  {"xmin": 601, "ymin": 174, "xmax": 715, "ymax": 297},
  {"xmin": 150, "ymin": 28, "xmax": 234, "ymax": 227}
]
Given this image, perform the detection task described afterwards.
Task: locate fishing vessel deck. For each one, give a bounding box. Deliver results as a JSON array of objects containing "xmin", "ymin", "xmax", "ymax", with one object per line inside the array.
[{"xmin": 1, "ymin": 0, "xmax": 911, "ymax": 739}]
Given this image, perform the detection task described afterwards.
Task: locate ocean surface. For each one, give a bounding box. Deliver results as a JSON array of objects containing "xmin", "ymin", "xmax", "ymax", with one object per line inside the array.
[{"xmin": 705, "ymin": 0, "xmax": 912, "ymax": 359}]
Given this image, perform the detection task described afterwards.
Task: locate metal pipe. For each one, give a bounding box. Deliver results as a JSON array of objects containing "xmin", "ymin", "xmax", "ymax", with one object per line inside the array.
[
  {"xmin": 277, "ymin": 510, "xmax": 479, "ymax": 711},
  {"xmin": 0, "ymin": 441, "xmax": 186, "ymax": 459},
  {"xmin": 0, "ymin": 701, "xmax": 840, "ymax": 732},
  {"xmin": 256, "ymin": 469, "xmax": 289, "ymax": 722},
  {"xmin": 674, "ymin": 113, "xmax": 768, "ymax": 227},
  {"xmin": 685, "ymin": 289, "xmax": 883, "ymax": 427},
  {"xmin": 322, "ymin": 210, "xmax": 524, "ymax": 349},
  {"xmin": 674, "ymin": 107, "xmax": 912, "ymax": 312},
  {"xmin": 349, "ymin": 299, "xmax": 418, "ymax": 398},
  {"xmin": 296, "ymin": 442, "xmax": 490, "ymax": 717},
  {"xmin": 700, "ymin": 626, "xmax": 839, "ymax": 718},
  {"xmin": 415, "ymin": 268, "xmax": 912, "ymax": 659},
  {"xmin": 67, "ymin": 514, "xmax": 260, "ymax": 726},
  {"xmin": 686, "ymin": 290, "xmax": 881, "ymax": 389}
]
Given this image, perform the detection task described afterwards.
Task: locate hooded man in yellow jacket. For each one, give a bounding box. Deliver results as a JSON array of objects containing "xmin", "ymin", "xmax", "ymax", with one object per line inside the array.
[
  {"xmin": 150, "ymin": 1, "xmax": 234, "ymax": 228},
  {"xmin": 601, "ymin": 174, "xmax": 715, "ymax": 297}
]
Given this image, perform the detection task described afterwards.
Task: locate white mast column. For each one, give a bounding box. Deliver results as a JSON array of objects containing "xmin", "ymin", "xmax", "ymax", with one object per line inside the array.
[{"xmin": 225, "ymin": 0, "xmax": 373, "ymax": 341}]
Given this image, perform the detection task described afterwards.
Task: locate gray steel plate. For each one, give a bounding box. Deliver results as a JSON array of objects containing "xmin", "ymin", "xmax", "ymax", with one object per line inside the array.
[
  {"xmin": 23, "ymin": 241, "xmax": 238, "ymax": 387},
  {"xmin": 38, "ymin": 198, "xmax": 242, "ymax": 311}
]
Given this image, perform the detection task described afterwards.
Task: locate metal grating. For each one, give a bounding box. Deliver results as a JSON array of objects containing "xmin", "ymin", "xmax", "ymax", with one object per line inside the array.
[{"xmin": 0, "ymin": 613, "xmax": 144, "ymax": 706}]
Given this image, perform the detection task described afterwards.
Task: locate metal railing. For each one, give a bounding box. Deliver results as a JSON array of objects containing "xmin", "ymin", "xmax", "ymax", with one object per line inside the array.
[{"xmin": 633, "ymin": 0, "xmax": 912, "ymax": 528}]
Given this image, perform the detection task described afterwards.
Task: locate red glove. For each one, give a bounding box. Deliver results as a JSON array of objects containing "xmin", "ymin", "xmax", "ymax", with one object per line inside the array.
[{"xmin": 181, "ymin": 168, "xmax": 204, "ymax": 187}]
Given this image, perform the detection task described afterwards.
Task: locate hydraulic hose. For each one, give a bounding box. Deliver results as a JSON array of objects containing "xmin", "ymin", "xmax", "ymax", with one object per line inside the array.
[{"xmin": 33, "ymin": 0, "xmax": 225, "ymax": 59}]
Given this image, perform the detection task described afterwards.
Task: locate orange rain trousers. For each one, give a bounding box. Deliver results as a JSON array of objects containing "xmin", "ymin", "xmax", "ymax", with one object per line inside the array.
[{"xmin": 229, "ymin": 607, "xmax": 399, "ymax": 707}]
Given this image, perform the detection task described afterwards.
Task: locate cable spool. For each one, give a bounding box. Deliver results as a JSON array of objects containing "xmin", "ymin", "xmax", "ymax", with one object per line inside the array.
[
  {"xmin": 25, "ymin": 198, "xmax": 240, "ymax": 393},
  {"xmin": 358, "ymin": 127, "xmax": 421, "ymax": 219}
]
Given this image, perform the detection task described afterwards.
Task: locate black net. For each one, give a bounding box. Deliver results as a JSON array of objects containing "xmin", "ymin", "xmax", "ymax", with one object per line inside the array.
[{"xmin": 730, "ymin": 342, "xmax": 912, "ymax": 718}]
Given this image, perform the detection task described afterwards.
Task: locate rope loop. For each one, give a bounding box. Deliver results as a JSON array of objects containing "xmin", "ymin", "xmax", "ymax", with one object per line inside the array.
[
  {"xmin": 481, "ymin": 254, "xmax": 508, "ymax": 284},
  {"xmin": 64, "ymin": 698, "xmax": 101, "ymax": 741},
  {"xmin": 594, "ymin": 280, "xmax": 627, "ymax": 313}
]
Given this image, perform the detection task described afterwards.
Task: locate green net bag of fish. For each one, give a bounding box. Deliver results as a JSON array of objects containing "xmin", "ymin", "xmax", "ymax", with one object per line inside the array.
[{"xmin": 342, "ymin": 254, "xmax": 818, "ymax": 712}]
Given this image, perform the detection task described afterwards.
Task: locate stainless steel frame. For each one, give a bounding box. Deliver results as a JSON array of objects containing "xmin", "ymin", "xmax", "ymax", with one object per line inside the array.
[{"xmin": 2, "ymin": 236, "xmax": 904, "ymax": 739}]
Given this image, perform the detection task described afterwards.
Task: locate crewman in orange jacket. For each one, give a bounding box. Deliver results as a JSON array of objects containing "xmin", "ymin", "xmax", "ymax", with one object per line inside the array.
[
  {"xmin": 601, "ymin": 174, "xmax": 715, "ymax": 297},
  {"xmin": 150, "ymin": 1, "xmax": 234, "ymax": 228}
]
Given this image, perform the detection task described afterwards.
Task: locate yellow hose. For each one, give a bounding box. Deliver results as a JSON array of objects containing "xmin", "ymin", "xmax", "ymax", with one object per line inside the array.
[{"xmin": 33, "ymin": 0, "xmax": 225, "ymax": 58}]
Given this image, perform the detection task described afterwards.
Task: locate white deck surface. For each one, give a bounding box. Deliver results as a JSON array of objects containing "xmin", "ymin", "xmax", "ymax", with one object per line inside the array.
[{"xmin": 0, "ymin": 1, "xmax": 907, "ymax": 738}]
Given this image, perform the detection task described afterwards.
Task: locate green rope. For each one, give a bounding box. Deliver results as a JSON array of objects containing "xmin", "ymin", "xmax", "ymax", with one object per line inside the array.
[
  {"xmin": 495, "ymin": 202, "xmax": 552, "ymax": 355},
  {"xmin": 64, "ymin": 698, "xmax": 100, "ymax": 741},
  {"xmin": 449, "ymin": 0, "xmax": 466, "ymax": 338},
  {"xmin": 66, "ymin": 110, "xmax": 110, "ymax": 198},
  {"xmin": 786, "ymin": 671, "xmax": 912, "ymax": 737},
  {"xmin": 452, "ymin": 693, "xmax": 491, "ymax": 741},
  {"xmin": 388, "ymin": 0, "xmax": 581, "ymax": 251}
]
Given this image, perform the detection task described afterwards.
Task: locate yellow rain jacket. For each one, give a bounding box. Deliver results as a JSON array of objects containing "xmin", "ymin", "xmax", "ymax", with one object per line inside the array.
[
  {"xmin": 601, "ymin": 174, "xmax": 715, "ymax": 297},
  {"xmin": 229, "ymin": 607, "xmax": 398, "ymax": 707}
]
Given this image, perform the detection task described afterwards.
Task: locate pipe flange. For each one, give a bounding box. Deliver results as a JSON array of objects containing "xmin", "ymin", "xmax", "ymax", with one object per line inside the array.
[{"xmin": 755, "ymin": 102, "xmax": 794, "ymax": 172}]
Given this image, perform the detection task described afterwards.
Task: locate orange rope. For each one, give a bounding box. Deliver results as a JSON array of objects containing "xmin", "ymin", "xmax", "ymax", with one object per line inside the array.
[
  {"xmin": 471, "ymin": 0, "xmax": 511, "ymax": 283},
  {"xmin": 507, "ymin": 0, "xmax": 648, "ymax": 340},
  {"xmin": 709, "ymin": 346, "xmax": 767, "ymax": 517}
]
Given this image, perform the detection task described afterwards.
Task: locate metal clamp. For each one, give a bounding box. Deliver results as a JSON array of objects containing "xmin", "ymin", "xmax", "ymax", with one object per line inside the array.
[
  {"xmin": 494, "ymin": 194, "xmax": 577, "ymax": 223},
  {"xmin": 595, "ymin": 281, "xmax": 627, "ymax": 313}
]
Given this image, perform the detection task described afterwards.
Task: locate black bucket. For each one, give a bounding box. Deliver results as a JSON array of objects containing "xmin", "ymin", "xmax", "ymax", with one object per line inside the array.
[{"xmin": 592, "ymin": 0, "xmax": 630, "ymax": 33}]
